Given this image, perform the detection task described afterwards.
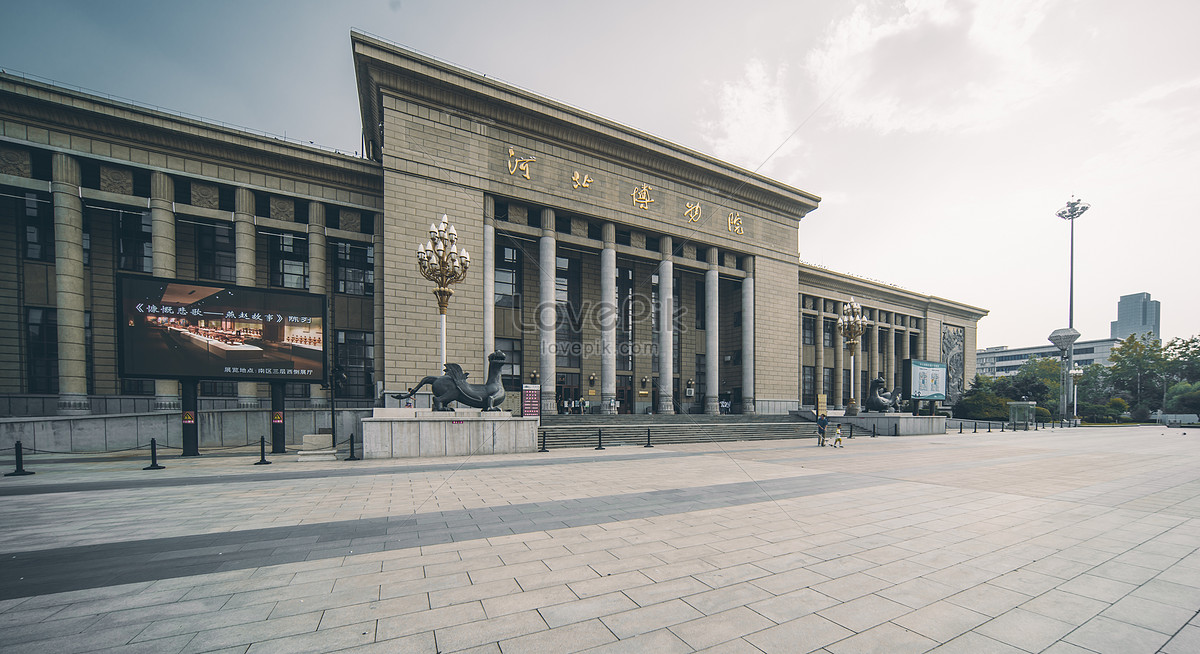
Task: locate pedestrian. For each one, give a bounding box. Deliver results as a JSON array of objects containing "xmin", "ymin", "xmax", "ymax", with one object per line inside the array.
[
  {"xmin": 832, "ymin": 425, "xmax": 844, "ymax": 448},
  {"xmin": 817, "ymin": 413, "xmax": 828, "ymax": 446}
]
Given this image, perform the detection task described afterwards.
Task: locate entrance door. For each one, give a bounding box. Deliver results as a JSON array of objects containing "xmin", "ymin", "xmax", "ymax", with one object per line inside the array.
[
  {"xmin": 556, "ymin": 372, "xmax": 580, "ymax": 414},
  {"xmin": 617, "ymin": 375, "xmax": 633, "ymax": 414}
]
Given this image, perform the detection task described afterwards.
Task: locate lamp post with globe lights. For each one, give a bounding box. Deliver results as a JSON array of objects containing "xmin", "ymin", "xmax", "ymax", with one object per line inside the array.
[
  {"xmin": 837, "ymin": 299, "xmax": 867, "ymax": 416},
  {"xmin": 1052, "ymin": 197, "xmax": 1089, "ymax": 421},
  {"xmin": 416, "ymin": 215, "xmax": 470, "ymax": 369}
]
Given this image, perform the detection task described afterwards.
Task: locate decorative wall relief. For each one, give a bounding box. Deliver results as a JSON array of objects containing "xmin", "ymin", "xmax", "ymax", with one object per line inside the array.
[
  {"xmin": 99, "ymin": 165, "xmax": 133, "ymax": 195},
  {"xmin": 191, "ymin": 182, "xmax": 219, "ymax": 209},
  {"xmin": 0, "ymin": 146, "xmax": 32, "ymax": 177},
  {"xmin": 340, "ymin": 209, "xmax": 361, "ymax": 233},
  {"xmin": 270, "ymin": 197, "xmax": 295, "ymax": 222},
  {"xmin": 941, "ymin": 324, "xmax": 965, "ymax": 405}
]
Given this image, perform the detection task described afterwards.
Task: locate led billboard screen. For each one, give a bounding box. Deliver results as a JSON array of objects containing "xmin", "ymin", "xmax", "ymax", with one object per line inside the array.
[
  {"xmin": 118, "ymin": 276, "xmax": 326, "ymax": 383},
  {"xmin": 903, "ymin": 359, "xmax": 947, "ymax": 401}
]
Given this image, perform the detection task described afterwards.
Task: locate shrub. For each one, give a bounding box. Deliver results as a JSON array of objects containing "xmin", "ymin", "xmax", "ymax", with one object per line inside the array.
[{"xmin": 1035, "ymin": 406, "xmax": 1051, "ymax": 420}]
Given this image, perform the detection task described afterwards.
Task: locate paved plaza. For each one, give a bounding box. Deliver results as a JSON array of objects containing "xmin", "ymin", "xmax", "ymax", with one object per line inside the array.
[{"xmin": 1, "ymin": 425, "xmax": 1198, "ymax": 653}]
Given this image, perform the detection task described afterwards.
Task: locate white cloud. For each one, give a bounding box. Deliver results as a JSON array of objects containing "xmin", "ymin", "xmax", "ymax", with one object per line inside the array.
[
  {"xmin": 1089, "ymin": 76, "xmax": 1200, "ymax": 171},
  {"xmin": 697, "ymin": 58, "xmax": 802, "ymax": 176},
  {"xmin": 807, "ymin": 0, "xmax": 1063, "ymax": 133}
]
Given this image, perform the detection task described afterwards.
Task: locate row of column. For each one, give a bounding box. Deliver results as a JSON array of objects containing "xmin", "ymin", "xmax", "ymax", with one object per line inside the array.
[
  {"xmin": 481, "ymin": 202, "xmax": 754, "ymax": 416},
  {"xmin": 810, "ymin": 302, "xmax": 914, "ymax": 408},
  {"xmin": 49, "ymin": 152, "xmax": 332, "ymax": 414}
]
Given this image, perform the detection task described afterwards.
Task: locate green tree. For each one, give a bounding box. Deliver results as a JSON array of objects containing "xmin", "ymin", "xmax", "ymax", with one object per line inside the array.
[
  {"xmin": 1164, "ymin": 336, "xmax": 1200, "ymax": 384},
  {"xmin": 991, "ymin": 356, "xmax": 1060, "ymax": 412},
  {"xmin": 1165, "ymin": 381, "xmax": 1200, "ymax": 414},
  {"xmin": 955, "ymin": 374, "xmax": 1009, "ymax": 420},
  {"xmin": 1075, "ymin": 364, "xmax": 1112, "ymax": 407},
  {"xmin": 1108, "ymin": 333, "xmax": 1165, "ymax": 412}
]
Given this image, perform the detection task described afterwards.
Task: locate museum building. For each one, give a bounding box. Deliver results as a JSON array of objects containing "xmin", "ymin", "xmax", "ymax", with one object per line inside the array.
[{"xmin": 0, "ymin": 32, "xmax": 986, "ymax": 419}]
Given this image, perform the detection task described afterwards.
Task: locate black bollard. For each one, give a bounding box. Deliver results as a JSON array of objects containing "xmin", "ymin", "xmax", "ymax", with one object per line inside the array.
[
  {"xmin": 959, "ymin": 422, "xmax": 963, "ymax": 434},
  {"xmin": 1001, "ymin": 422, "xmax": 1005, "ymax": 432},
  {"xmin": 143, "ymin": 438, "xmax": 165, "ymax": 470},
  {"xmin": 4, "ymin": 441, "xmax": 34, "ymax": 476},
  {"xmin": 346, "ymin": 432, "xmax": 360, "ymax": 461},
  {"xmin": 595, "ymin": 428, "xmax": 605, "ymax": 451},
  {"xmin": 644, "ymin": 427, "xmax": 653, "ymax": 448},
  {"xmin": 848, "ymin": 424, "xmax": 854, "ymax": 439},
  {"xmin": 254, "ymin": 435, "xmax": 271, "ymax": 465},
  {"xmin": 872, "ymin": 425, "xmax": 877, "ymax": 438},
  {"xmin": 973, "ymin": 422, "xmax": 977, "ymax": 433},
  {"xmin": 988, "ymin": 422, "xmax": 992, "ymax": 433},
  {"xmin": 893, "ymin": 424, "xmax": 898, "ymax": 436},
  {"xmin": 538, "ymin": 429, "xmax": 548, "ymax": 453}
]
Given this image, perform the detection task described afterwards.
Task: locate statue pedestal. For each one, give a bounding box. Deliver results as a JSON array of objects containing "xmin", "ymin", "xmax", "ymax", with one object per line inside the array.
[
  {"xmin": 833, "ymin": 413, "xmax": 945, "ymax": 436},
  {"xmin": 362, "ymin": 408, "xmax": 539, "ymax": 459}
]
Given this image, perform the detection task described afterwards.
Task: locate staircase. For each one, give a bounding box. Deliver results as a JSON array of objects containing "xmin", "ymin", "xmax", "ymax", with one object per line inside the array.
[{"xmin": 536, "ymin": 413, "xmax": 820, "ymax": 450}]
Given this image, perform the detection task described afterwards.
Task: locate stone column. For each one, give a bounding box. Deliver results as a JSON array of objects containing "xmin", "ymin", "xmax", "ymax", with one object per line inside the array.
[
  {"xmin": 51, "ymin": 153, "xmax": 89, "ymax": 415},
  {"xmin": 234, "ymin": 188, "xmax": 259, "ymax": 407},
  {"xmin": 373, "ymin": 225, "xmax": 384, "ymax": 399},
  {"xmin": 483, "ymin": 196, "xmax": 496, "ymax": 372},
  {"xmin": 308, "ymin": 202, "xmax": 328, "ymax": 408},
  {"xmin": 884, "ymin": 326, "xmax": 895, "ymax": 390},
  {"xmin": 600, "ymin": 223, "xmax": 617, "ymax": 414},
  {"xmin": 539, "ymin": 211, "xmax": 557, "ymax": 415},
  {"xmin": 869, "ymin": 323, "xmax": 881, "ymax": 392},
  {"xmin": 150, "ymin": 171, "xmax": 180, "ymax": 411},
  {"xmin": 833, "ymin": 302, "xmax": 844, "ymax": 409},
  {"xmin": 704, "ymin": 248, "xmax": 720, "ymax": 415},
  {"xmin": 815, "ymin": 308, "xmax": 826, "ymax": 410},
  {"xmin": 741, "ymin": 256, "xmax": 755, "ymax": 415},
  {"xmin": 899, "ymin": 327, "xmax": 910, "ymax": 368},
  {"xmin": 657, "ymin": 236, "xmax": 674, "ymax": 415}
]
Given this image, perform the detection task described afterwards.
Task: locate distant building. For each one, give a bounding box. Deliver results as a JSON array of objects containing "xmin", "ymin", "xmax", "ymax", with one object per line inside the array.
[
  {"xmin": 1111, "ymin": 292, "xmax": 1160, "ymax": 340},
  {"xmin": 976, "ymin": 338, "xmax": 1120, "ymax": 378}
]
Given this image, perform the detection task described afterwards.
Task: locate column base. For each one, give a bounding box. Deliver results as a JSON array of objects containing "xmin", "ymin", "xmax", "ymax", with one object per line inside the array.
[
  {"xmin": 57, "ymin": 393, "xmax": 91, "ymax": 416},
  {"xmin": 600, "ymin": 392, "xmax": 617, "ymax": 414},
  {"xmin": 154, "ymin": 395, "xmax": 181, "ymax": 412},
  {"xmin": 237, "ymin": 397, "xmax": 260, "ymax": 409},
  {"xmin": 541, "ymin": 390, "xmax": 557, "ymax": 415},
  {"xmin": 704, "ymin": 396, "xmax": 719, "ymax": 415},
  {"xmin": 742, "ymin": 399, "xmax": 756, "ymax": 416}
]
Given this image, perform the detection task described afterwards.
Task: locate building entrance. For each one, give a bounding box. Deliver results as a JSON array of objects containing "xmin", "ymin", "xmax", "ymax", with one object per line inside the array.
[
  {"xmin": 617, "ymin": 374, "xmax": 633, "ymax": 414},
  {"xmin": 556, "ymin": 372, "xmax": 580, "ymax": 414}
]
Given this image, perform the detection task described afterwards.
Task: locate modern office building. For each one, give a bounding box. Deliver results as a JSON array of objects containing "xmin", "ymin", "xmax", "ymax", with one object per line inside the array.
[
  {"xmin": 1111, "ymin": 292, "xmax": 1160, "ymax": 340},
  {"xmin": 0, "ymin": 31, "xmax": 986, "ymax": 421},
  {"xmin": 976, "ymin": 338, "xmax": 1119, "ymax": 377}
]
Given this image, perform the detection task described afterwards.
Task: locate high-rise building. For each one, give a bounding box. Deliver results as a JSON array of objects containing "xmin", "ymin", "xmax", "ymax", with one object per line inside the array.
[{"xmin": 1110, "ymin": 293, "xmax": 1160, "ymax": 340}]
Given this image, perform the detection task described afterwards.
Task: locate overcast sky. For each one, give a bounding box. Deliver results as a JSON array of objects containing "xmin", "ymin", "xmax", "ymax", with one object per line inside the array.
[{"xmin": 3, "ymin": 0, "xmax": 1196, "ymax": 348}]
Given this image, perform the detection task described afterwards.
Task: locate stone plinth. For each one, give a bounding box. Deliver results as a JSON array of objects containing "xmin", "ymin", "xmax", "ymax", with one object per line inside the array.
[
  {"xmin": 362, "ymin": 408, "xmax": 538, "ymax": 459},
  {"xmin": 831, "ymin": 413, "xmax": 945, "ymax": 436}
]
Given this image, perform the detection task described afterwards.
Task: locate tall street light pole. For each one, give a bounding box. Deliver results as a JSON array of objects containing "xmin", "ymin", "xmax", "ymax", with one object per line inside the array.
[
  {"xmin": 837, "ymin": 299, "xmax": 866, "ymax": 416},
  {"xmin": 1054, "ymin": 197, "xmax": 1089, "ymax": 420},
  {"xmin": 417, "ymin": 215, "xmax": 470, "ymax": 369}
]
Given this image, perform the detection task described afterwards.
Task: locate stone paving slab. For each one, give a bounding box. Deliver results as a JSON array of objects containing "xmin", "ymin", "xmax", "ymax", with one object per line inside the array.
[{"xmin": 0, "ymin": 425, "xmax": 1198, "ymax": 652}]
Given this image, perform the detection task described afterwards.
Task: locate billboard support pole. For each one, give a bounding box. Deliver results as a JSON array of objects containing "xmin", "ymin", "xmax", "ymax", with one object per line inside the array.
[
  {"xmin": 271, "ymin": 381, "xmax": 286, "ymax": 454},
  {"xmin": 182, "ymin": 379, "xmax": 199, "ymax": 456}
]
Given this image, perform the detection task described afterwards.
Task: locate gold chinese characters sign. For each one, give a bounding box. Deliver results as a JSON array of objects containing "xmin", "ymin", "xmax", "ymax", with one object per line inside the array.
[{"xmin": 507, "ymin": 148, "xmax": 535, "ymax": 180}]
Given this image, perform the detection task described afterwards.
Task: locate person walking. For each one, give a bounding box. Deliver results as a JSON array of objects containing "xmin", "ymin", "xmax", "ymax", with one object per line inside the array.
[
  {"xmin": 832, "ymin": 425, "xmax": 844, "ymax": 448},
  {"xmin": 817, "ymin": 413, "xmax": 829, "ymax": 447}
]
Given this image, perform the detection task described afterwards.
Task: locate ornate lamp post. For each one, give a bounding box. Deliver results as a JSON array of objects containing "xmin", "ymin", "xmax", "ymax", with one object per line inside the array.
[
  {"xmin": 1054, "ymin": 196, "xmax": 1089, "ymax": 420},
  {"xmin": 416, "ymin": 215, "xmax": 470, "ymax": 369},
  {"xmin": 837, "ymin": 299, "xmax": 867, "ymax": 416}
]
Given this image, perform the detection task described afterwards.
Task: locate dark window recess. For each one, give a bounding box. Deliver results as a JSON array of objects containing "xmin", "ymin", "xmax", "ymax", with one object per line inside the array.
[
  {"xmin": 695, "ymin": 280, "xmax": 706, "ymax": 330},
  {"xmin": 294, "ymin": 202, "xmax": 309, "ymax": 225},
  {"xmin": 79, "ymin": 160, "xmax": 101, "ymax": 190},
  {"xmin": 617, "ymin": 267, "xmax": 634, "ymax": 371},
  {"xmin": 196, "ymin": 222, "xmax": 236, "ymax": 282},
  {"xmin": 334, "ymin": 242, "xmax": 374, "ymax": 295},
  {"xmin": 527, "ymin": 209, "xmax": 542, "ymax": 229},
  {"xmin": 270, "ymin": 233, "xmax": 308, "ymax": 289},
  {"xmin": 555, "ymin": 216, "xmax": 572, "ymax": 234},
  {"xmin": 496, "ymin": 337, "xmax": 523, "ymax": 392},
  {"xmin": 218, "ymin": 186, "xmax": 236, "ymax": 212},
  {"xmin": 616, "ymin": 230, "xmax": 631, "ymax": 247},
  {"xmin": 555, "ymin": 256, "xmax": 582, "ymax": 369},
  {"xmin": 360, "ymin": 212, "xmax": 374, "ymax": 235},
  {"xmin": 733, "ymin": 311, "xmax": 742, "ymax": 327},
  {"xmin": 802, "ymin": 366, "xmax": 816, "ymax": 406},
  {"xmin": 173, "ymin": 177, "xmax": 191, "ymax": 205},
  {"xmin": 823, "ymin": 318, "xmax": 836, "ymax": 348},
  {"xmin": 122, "ymin": 379, "xmax": 155, "ymax": 396},
  {"xmin": 132, "ymin": 169, "xmax": 151, "ymax": 198},
  {"xmin": 117, "ymin": 211, "xmax": 153, "ymax": 273},
  {"xmin": 495, "ymin": 244, "xmax": 522, "ymax": 309},
  {"xmin": 587, "ymin": 223, "xmax": 602, "ymax": 240},
  {"xmin": 803, "ymin": 315, "xmax": 816, "ymax": 345},
  {"xmin": 16, "ymin": 192, "xmax": 53, "ymax": 261},
  {"xmin": 27, "ymin": 308, "xmax": 91, "ymax": 394},
  {"xmin": 645, "ymin": 236, "xmax": 660, "ymax": 252},
  {"xmin": 335, "ymin": 330, "xmax": 375, "ymax": 399},
  {"xmin": 200, "ymin": 381, "xmax": 236, "ymax": 397},
  {"xmin": 254, "ymin": 191, "xmax": 271, "ymax": 218},
  {"xmin": 285, "ymin": 382, "xmax": 310, "ymax": 399},
  {"xmin": 494, "ymin": 200, "xmax": 509, "ymax": 222}
]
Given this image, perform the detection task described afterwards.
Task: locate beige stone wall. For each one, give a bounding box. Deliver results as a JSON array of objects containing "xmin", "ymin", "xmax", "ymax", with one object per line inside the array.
[
  {"xmin": 754, "ymin": 256, "xmax": 801, "ymax": 409},
  {"xmin": 0, "ymin": 210, "xmax": 20, "ymax": 394}
]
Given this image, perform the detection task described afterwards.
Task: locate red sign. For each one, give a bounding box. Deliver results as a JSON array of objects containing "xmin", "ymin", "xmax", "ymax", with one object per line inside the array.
[
  {"xmin": 182, "ymin": 411, "xmax": 195, "ymax": 425},
  {"xmin": 522, "ymin": 384, "xmax": 540, "ymax": 417},
  {"xmin": 272, "ymin": 411, "xmax": 283, "ymax": 424}
]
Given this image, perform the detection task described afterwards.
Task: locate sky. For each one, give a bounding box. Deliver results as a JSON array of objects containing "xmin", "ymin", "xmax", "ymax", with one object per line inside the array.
[{"xmin": 2, "ymin": 0, "xmax": 1197, "ymax": 348}]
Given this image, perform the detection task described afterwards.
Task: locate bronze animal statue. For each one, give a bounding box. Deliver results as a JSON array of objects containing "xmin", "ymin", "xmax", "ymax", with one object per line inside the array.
[
  {"xmin": 865, "ymin": 373, "xmax": 903, "ymax": 412},
  {"xmin": 391, "ymin": 351, "xmax": 507, "ymax": 411}
]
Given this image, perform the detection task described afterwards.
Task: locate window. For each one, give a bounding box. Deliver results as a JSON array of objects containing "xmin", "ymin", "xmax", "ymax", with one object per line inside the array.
[
  {"xmin": 117, "ymin": 210, "xmax": 153, "ymax": 272},
  {"xmin": 196, "ymin": 222, "xmax": 236, "ymax": 282},
  {"xmin": 200, "ymin": 381, "xmax": 236, "ymax": 397},
  {"xmin": 822, "ymin": 367, "xmax": 834, "ymax": 401},
  {"xmin": 555, "ymin": 256, "xmax": 581, "ymax": 368},
  {"xmin": 695, "ymin": 280, "xmax": 706, "ymax": 330},
  {"xmin": 17, "ymin": 192, "xmax": 53, "ymax": 261},
  {"xmin": 823, "ymin": 318, "xmax": 836, "ymax": 348},
  {"xmin": 802, "ymin": 366, "xmax": 816, "ymax": 406},
  {"xmin": 496, "ymin": 337, "xmax": 523, "ymax": 391},
  {"xmin": 270, "ymin": 233, "xmax": 308, "ymax": 289},
  {"xmin": 651, "ymin": 273, "xmax": 659, "ymax": 373},
  {"xmin": 285, "ymin": 382, "xmax": 311, "ymax": 399},
  {"xmin": 879, "ymin": 328, "xmax": 887, "ymax": 353},
  {"xmin": 616, "ymin": 230, "xmax": 631, "ymax": 246},
  {"xmin": 495, "ymin": 244, "xmax": 522, "ymax": 308},
  {"xmin": 334, "ymin": 242, "xmax": 374, "ymax": 295},
  {"xmin": 555, "ymin": 215, "xmax": 572, "ymax": 234},
  {"xmin": 122, "ymin": 379, "xmax": 155, "ymax": 396},
  {"xmin": 26, "ymin": 308, "xmax": 92, "ymax": 394},
  {"xmin": 696, "ymin": 353, "xmax": 707, "ymax": 399},
  {"xmin": 842, "ymin": 369, "xmax": 851, "ymax": 404},
  {"xmin": 335, "ymin": 330, "xmax": 375, "ymax": 399},
  {"xmin": 617, "ymin": 267, "xmax": 634, "ymax": 371},
  {"xmin": 803, "ymin": 315, "xmax": 815, "ymax": 346}
]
